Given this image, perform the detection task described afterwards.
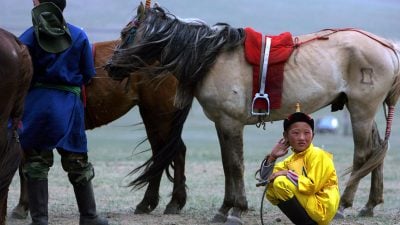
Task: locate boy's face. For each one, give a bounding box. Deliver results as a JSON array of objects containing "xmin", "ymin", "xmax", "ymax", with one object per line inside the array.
[{"xmin": 284, "ymin": 121, "xmax": 314, "ymax": 153}]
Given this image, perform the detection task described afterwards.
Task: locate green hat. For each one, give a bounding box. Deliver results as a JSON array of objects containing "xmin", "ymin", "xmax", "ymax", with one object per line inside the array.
[{"xmin": 31, "ymin": 2, "xmax": 71, "ymax": 53}]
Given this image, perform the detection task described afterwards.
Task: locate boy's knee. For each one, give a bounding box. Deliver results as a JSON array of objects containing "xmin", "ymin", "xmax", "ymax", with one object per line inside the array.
[{"xmin": 272, "ymin": 175, "xmax": 290, "ymax": 190}]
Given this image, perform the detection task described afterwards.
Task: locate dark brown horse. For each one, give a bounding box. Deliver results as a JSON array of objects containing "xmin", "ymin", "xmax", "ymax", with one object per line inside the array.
[
  {"xmin": 0, "ymin": 28, "xmax": 33, "ymax": 225},
  {"xmin": 11, "ymin": 39, "xmax": 189, "ymax": 219}
]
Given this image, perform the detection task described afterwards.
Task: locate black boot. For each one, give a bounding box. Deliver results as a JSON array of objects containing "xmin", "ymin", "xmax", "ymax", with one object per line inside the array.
[
  {"xmin": 277, "ymin": 197, "xmax": 317, "ymax": 225},
  {"xmin": 73, "ymin": 181, "xmax": 108, "ymax": 225},
  {"xmin": 27, "ymin": 179, "xmax": 48, "ymax": 225}
]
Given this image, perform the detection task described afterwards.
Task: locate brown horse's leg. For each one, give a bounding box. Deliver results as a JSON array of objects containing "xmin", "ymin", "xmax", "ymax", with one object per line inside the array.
[
  {"xmin": 0, "ymin": 194, "xmax": 6, "ymax": 225},
  {"xmin": 164, "ymin": 140, "xmax": 187, "ymax": 214},
  {"xmin": 134, "ymin": 174, "xmax": 161, "ymax": 214},
  {"xmin": 0, "ymin": 128, "xmax": 23, "ymax": 225},
  {"xmin": 11, "ymin": 166, "xmax": 29, "ymax": 219},
  {"xmin": 135, "ymin": 107, "xmax": 188, "ymax": 214},
  {"xmin": 212, "ymin": 123, "xmax": 247, "ymax": 225}
]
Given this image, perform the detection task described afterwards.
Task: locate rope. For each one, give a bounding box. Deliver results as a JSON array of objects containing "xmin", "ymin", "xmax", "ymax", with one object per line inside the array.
[
  {"xmin": 294, "ymin": 28, "xmax": 398, "ymax": 55},
  {"xmin": 385, "ymin": 106, "xmax": 395, "ymax": 140},
  {"xmin": 259, "ymin": 185, "xmax": 268, "ymax": 225}
]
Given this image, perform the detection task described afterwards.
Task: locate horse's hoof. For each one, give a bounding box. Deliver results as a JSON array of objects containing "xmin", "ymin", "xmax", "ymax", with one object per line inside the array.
[
  {"xmin": 333, "ymin": 205, "xmax": 346, "ymax": 220},
  {"xmin": 134, "ymin": 207, "xmax": 152, "ymax": 214},
  {"xmin": 10, "ymin": 206, "xmax": 29, "ymax": 219},
  {"xmin": 358, "ymin": 207, "xmax": 374, "ymax": 217},
  {"xmin": 224, "ymin": 215, "xmax": 244, "ymax": 225},
  {"xmin": 334, "ymin": 211, "xmax": 345, "ymax": 219},
  {"xmin": 164, "ymin": 202, "xmax": 181, "ymax": 214},
  {"xmin": 211, "ymin": 212, "xmax": 227, "ymax": 223}
]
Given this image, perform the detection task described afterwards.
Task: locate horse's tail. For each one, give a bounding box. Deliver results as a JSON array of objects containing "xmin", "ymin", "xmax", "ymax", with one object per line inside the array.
[
  {"xmin": 126, "ymin": 100, "xmax": 192, "ymax": 189},
  {"xmin": 383, "ymin": 41, "xmax": 400, "ymax": 140},
  {"xmin": 345, "ymin": 44, "xmax": 400, "ymax": 185}
]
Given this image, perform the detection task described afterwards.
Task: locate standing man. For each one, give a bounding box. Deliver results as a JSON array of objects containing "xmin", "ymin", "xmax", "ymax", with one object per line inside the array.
[{"xmin": 19, "ymin": 1, "xmax": 108, "ymax": 224}]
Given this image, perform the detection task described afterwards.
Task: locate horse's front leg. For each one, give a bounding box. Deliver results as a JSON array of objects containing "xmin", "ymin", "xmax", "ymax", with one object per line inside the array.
[
  {"xmin": 11, "ymin": 166, "xmax": 29, "ymax": 219},
  {"xmin": 134, "ymin": 174, "xmax": 161, "ymax": 214},
  {"xmin": 211, "ymin": 122, "xmax": 247, "ymax": 225},
  {"xmin": 134, "ymin": 131, "xmax": 163, "ymax": 214},
  {"xmin": 164, "ymin": 138, "xmax": 187, "ymax": 214}
]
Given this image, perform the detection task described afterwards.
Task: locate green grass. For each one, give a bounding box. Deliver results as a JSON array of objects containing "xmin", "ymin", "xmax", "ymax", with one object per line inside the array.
[
  {"xmin": 80, "ymin": 100, "xmax": 400, "ymax": 214},
  {"xmin": 4, "ymin": 1, "xmax": 400, "ymax": 224}
]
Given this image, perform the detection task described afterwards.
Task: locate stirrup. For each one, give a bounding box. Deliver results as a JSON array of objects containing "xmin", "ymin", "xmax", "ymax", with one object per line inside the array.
[{"xmin": 251, "ymin": 93, "xmax": 271, "ymax": 116}]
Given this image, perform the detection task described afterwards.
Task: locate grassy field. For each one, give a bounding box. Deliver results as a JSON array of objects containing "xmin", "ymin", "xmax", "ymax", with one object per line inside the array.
[
  {"xmin": 7, "ymin": 101, "xmax": 400, "ymax": 225},
  {"xmin": 3, "ymin": 0, "xmax": 400, "ymax": 224}
]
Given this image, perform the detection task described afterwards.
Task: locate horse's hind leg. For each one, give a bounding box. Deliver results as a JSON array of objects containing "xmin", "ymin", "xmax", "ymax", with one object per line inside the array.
[
  {"xmin": 11, "ymin": 166, "xmax": 29, "ymax": 219},
  {"xmin": 358, "ymin": 163, "xmax": 383, "ymax": 217},
  {"xmin": 164, "ymin": 139, "xmax": 187, "ymax": 214},
  {"xmin": 0, "ymin": 122, "xmax": 23, "ymax": 225},
  {"xmin": 211, "ymin": 122, "xmax": 247, "ymax": 225},
  {"xmin": 0, "ymin": 195, "xmax": 6, "ymax": 225},
  {"xmin": 338, "ymin": 110, "xmax": 383, "ymax": 217},
  {"xmin": 357, "ymin": 121, "xmax": 385, "ymax": 216}
]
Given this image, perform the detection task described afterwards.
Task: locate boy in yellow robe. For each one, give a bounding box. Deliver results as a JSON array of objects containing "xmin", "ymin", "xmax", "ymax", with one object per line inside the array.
[{"xmin": 260, "ymin": 111, "xmax": 340, "ymax": 225}]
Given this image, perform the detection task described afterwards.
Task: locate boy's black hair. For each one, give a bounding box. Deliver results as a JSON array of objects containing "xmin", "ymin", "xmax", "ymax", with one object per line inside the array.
[{"xmin": 283, "ymin": 112, "xmax": 314, "ymax": 132}]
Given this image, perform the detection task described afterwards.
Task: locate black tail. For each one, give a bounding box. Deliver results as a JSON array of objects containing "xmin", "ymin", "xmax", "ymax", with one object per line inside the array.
[{"xmin": 127, "ymin": 100, "xmax": 192, "ymax": 189}]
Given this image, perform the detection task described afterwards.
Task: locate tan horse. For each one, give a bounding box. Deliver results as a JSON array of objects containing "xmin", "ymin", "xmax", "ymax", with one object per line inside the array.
[
  {"xmin": 106, "ymin": 4, "xmax": 400, "ymax": 225},
  {"xmin": 11, "ymin": 39, "xmax": 188, "ymax": 219},
  {"xmin": 0, "ymin": 28, "xmax": 32, "ymax": 225}
]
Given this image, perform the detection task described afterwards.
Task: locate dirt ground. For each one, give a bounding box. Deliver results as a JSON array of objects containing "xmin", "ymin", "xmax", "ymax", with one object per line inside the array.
[
  {"xmin": 6, "ymin": 203, "xmax": 400, "ymax": 225},
  {"xmin": 7, "ymin": 208, "xmax": 400, "ymax": 225}
]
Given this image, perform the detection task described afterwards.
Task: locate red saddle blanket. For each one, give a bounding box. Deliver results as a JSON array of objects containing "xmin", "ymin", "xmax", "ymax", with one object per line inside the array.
[{"xmin": 244, "ymin": 27, "xmax": 294, "ymax": 110}]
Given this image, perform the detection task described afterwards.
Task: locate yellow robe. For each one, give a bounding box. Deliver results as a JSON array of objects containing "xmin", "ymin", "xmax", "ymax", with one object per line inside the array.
[{"xmin": 266, "ymin": 144, "xmax": 340, "ymax": 225}]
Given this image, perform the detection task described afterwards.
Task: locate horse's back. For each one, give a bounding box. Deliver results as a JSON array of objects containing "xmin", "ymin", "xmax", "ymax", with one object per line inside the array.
[
  {"xmin": 282, "ymin": 29, "xmax": 400, "ymax": 113},
  {"xmin": 198, "ymin": 28, "xmax": 400, "ymax": 124},
  {"xmin": 85, "ymin": 39, "xmax": 137, "ymax": 129}
]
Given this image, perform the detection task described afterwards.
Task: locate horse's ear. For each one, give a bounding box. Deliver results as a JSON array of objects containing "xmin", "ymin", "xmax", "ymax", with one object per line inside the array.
[
  {"xmin": 137, "ymin": 2, "xmax": 145, "ymax": 21},
  {"xmin": 154, "ymin": 2, "xmax": 160, "ymax": 7},
  {"xmin": 138, "ymin": 2, "xmax": 145, "ymax": 15}
]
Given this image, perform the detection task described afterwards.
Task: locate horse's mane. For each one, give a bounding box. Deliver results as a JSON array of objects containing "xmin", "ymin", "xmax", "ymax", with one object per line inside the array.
[{"xmin": 118, "ymin": 7, "xmax": 246, "ymax": 107}]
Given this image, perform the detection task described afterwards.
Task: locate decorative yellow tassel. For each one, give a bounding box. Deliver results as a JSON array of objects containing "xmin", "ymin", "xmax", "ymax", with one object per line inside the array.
[
  {"xmin": 145, "ymin": 0, "xmax": 151, "ymax": 9},
  {"xmin": 295, "ymin": 103, "xmax": 301, "ymax": 112}
]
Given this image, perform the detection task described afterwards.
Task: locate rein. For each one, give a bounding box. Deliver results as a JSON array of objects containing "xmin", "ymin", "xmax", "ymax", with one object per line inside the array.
[
  {"xmin": 294, "ymin": 28, "xmax": 398, "ymax": 55},
  {"xmin": 91, "ymin": 42, "xmax": 115, "ymax": 78},
  {"xmin": 294, "ymin": 27, "xmax": 400, "ymax": 79}
]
